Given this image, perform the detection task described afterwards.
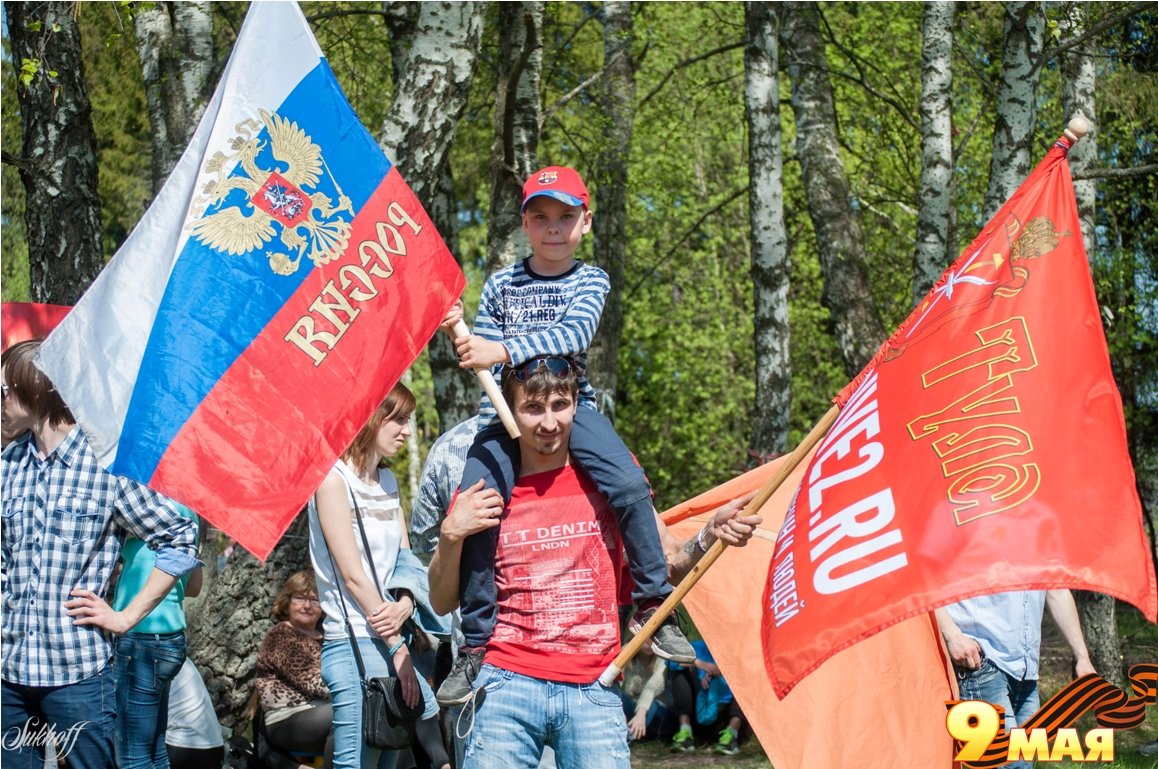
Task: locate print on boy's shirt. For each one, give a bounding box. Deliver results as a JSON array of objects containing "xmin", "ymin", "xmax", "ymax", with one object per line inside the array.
[
  {"xmin": 502, "ymin": 284, "xmax": 572, "ymax": 331},
  {"xmin": 490, "ymin": 481, "xmax": 621, "ymax": 657}
]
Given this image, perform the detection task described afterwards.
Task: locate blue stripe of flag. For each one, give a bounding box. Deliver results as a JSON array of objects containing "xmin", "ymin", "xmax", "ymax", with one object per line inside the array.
[{"xmin": 114, "ymin": 60, "xmax": 391, "ymax": 481}]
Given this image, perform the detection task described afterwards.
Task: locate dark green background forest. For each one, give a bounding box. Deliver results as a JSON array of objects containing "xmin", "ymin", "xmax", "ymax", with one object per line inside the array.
[{"xmin": 3, "ymin": 1, "xmax": 1154, "ymax": 512}]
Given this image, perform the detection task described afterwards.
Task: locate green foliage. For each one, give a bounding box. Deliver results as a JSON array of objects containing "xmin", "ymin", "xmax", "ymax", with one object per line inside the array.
[{"xmin": 2, "ymin": 0, "xmax": 1156, "ymax": 516}]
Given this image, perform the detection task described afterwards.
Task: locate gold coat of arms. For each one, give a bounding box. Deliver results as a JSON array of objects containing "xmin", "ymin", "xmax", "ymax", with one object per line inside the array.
[{"xmin": 188, "ymin": 109, "xmax": 354, "ymax": 276}]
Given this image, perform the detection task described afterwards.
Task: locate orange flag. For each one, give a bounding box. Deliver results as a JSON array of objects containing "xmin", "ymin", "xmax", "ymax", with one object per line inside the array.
[
  {"xmin": 662, "ymin": 461, "xmax": 957, "ymax": 769},
  {"xmin": 761, "ymin": 133, "xmax": 1157, "ymax": 697}
]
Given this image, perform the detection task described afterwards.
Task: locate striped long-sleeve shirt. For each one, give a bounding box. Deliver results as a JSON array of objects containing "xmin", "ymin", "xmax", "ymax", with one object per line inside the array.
[{"xmin": 474, "ymin": 258, "xmax": 609, "ymax": 422}]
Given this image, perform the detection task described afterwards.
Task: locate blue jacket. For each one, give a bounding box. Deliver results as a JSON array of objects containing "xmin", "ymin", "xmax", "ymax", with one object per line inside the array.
[{"xmin": 387, "ymin": 548, "xmax": 453, "ymax": 640}]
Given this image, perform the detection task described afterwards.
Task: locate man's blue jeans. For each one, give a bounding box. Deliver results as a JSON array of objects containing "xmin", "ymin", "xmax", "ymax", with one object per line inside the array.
[
  {"xmin": 1, "ymin": 664, "xmax": 116, "ymax": 769},
  {"xmin": 956, "ymin": 659, "xmax": 1040, "ymax": 769},
  {"xmin": 114, "ymin": 631, "xmax": 187, "ymax": 769},
  {"xmin": 463, "ymin": 664, "xmax": 630, "ymax": 769}
]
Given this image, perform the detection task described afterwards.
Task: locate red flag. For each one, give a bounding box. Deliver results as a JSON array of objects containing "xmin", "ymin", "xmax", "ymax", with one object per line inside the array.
[
  {"xmin": 762, "ymin": 135, "xmax": 1158, "ymax": 696},
  {"xmin": 662, "ymin": 462, "xmax": 958, "ymax": 769},
  {"xmin": 1, "ymin": 303, "xmax": 71, "ymax": 351}
]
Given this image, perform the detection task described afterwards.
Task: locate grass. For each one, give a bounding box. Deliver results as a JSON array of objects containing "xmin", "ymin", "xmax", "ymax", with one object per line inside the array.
[
  {"xmin": 629, "ymin": 737, "xmax": 771, "ymax": 768},
  {"xmin": 1032, "ymin": 603, "xmax": 1158, "ymax": 768}
]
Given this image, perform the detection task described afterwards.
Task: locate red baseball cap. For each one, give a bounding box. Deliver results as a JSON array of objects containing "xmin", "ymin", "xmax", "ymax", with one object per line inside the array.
[{"xmin": 521, "ymin": 166, "xmax": 589, "ymax": 213}]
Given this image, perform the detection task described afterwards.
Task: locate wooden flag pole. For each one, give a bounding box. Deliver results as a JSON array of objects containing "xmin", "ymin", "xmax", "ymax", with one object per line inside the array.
[
  {"xmin": 452, "ymin": 320, "xmax": 521, "ymax": 439},
  {"xmin": 598, "ymin": 403, "xmax": 841, "ymax": 686}
]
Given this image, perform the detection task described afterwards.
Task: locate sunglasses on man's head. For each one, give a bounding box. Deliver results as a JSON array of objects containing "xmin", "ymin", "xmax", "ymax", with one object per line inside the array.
[{"xmin": 508, "ymin": 356, "xmax": 574, "ymax": 382}]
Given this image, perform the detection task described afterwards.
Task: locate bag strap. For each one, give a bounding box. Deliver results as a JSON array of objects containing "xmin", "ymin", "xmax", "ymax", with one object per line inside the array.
[{"xmin": 316, "ymin": 472, "xmax": 388, "ymax": 686}]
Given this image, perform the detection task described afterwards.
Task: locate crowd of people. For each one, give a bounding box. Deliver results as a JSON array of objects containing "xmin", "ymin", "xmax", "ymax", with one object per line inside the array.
[{"xmin": 1, "ymin": 163, "xmax": 1095, "ymax": 769}]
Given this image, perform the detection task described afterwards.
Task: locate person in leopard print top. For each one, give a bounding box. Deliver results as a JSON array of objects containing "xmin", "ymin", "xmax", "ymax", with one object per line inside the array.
[{"xmin": 255, "ymin": 571, "xmax": 332, "ymax": 767}]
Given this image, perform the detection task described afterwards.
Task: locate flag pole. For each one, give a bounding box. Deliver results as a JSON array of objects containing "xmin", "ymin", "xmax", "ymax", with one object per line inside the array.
[
  {"xmin": 598, "ymin": 403, "xmax": 841, "ymax": 686},
  {"xmin": 451, "ymin": 320, "xmax": 521, "ymax": 439}
]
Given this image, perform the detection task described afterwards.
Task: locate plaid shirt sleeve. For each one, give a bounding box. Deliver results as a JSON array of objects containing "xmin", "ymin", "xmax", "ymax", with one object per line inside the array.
[
  {"xmin": 2, "ymin": 428, "xmax": 201, "ymax": 686},
  {"xmin": 112, "ymin": 478, "xmax": 200, "ymax": 577}
]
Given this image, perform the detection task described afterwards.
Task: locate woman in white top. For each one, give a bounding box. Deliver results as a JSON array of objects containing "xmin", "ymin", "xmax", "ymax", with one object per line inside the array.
[{"xmin": 308, "ymin": 383, "xmax": 436, "ymax": 769}]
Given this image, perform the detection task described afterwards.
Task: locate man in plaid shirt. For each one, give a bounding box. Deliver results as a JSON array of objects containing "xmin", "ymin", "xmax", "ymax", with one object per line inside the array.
[{"xmin": 1, "ymin": 340, "xmax": 199, "ymax": 769}]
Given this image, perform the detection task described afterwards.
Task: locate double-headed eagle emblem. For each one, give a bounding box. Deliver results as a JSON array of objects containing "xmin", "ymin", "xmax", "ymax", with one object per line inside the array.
[{"xmin": 188, "ymin": 109, "xmax": 354, "ymax": 276}]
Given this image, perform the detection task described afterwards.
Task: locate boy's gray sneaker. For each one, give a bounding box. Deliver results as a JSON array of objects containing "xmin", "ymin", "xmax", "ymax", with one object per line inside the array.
[
  {"xmin": 435, "ymin": 646, "xmax": 485, "ymax": 706},
  {"xmin": 629, "ymin": 608, "xmax": 696, "ymax": 664}
]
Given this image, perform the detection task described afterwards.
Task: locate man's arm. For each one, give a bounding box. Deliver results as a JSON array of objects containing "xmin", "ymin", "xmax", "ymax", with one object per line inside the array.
[
  {"xmin": 409, "ymin": 419, "xmax": 475, "ymax": 565},
  {"xmin": 67, "ymin": 567, "xmax": 180, "ymax": 634},
  {"xmin": 1045, "ymin": 589, "xmax": 1096, "ymax": 676},
  {"xmin": 658, "ymin": 493, "xmax": 760, "ymax": 584},
  {"xmin": 934, "ymin": 607, "xmax": 983, "ymax": 670},
  {"xmin": 428, "ymin": 480, "xmax": 504, "ymax": 615}
]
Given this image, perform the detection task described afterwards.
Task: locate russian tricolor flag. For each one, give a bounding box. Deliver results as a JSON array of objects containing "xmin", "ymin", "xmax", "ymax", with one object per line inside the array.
[{"xmin": 36, "ymin": 1, "xmax": 464, "ymax": 560}]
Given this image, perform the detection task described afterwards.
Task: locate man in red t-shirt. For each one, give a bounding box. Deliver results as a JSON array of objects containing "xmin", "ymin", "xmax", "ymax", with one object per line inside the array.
[
  {"xmin": 427, "ymin": 356, "xmax": 633, "ymax": 768},
  {"xmin": 428, "ymin": 355, "xmax": 760, "ymax": 768}
]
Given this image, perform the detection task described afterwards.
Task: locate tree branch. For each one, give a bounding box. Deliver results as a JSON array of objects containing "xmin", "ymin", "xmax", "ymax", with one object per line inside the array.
[
  {"xmin": 1073, "ymin": 163, "xmax": 1158, "ymax": 181},
  {"xmin": 305, "ymin": 9, "xmax": 390, "ymax": 24},
  {"xmin": 818, "ymin": 8, "xmax": 918, "ymax": 131},
  {"xmin": 1040, "ymin": 2, "xmax": 1148, "ymax": 63},
  {"xmin": 639, "ymin": 40, "xmax": 744, "ymax": 107},
  {"xmin": 626, "ymin": 186, "xmax": 747, "ymax": 300},
  {"xmin": 542, "ymin": 8, "xmax": 600, "ymax": 90},
  {"xmin": 541, "ymin": 50, "xmax": 625, "ymax": 129},
  {"xmin": 2, "ymin": 150, "xmax": 38, "ymax": 175}
]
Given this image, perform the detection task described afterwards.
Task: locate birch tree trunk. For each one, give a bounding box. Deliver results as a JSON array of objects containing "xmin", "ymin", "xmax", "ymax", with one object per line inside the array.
[
  {"xmin": 913, "ymin": 0, "xmax": 954, "ymax": 302},
  {"xmin": 983, "ymin": 1, "xmax": 1044, "ymax": 221},
  {"xmin": 427, "ymin": 166, "xmax": 477, "ymax": 431},
  {"xmin": 380, "ymin": 1, "xmax": 486, "ymax": 432},
  {"xmin": 1060, "ymin": 3, "xmax": 1122, "ymax": 689},
  {"xmin": 780, "ymin": 1, "xmax": 885, "ymax": 376},
  {"xmin": 8, "ymin": 1, "xmax": 103, "ymax": 304},
  {"xmin": 745, "ymin": 1, "xmax": 790, "ymax": 461},
  {"xmin": 134, "ymin": 1, "xmax": 213, "ymax": 195},
  {"xmin": 484, "ymin": 2, "xmax": 543, "ymax": 275},
  {"xmin": 377, "ymin": 2, "xmax": 484, "ymax": 208},
  {"xmin": 587, "ymin": 1, "xmax": 634, "ymax": 415}
]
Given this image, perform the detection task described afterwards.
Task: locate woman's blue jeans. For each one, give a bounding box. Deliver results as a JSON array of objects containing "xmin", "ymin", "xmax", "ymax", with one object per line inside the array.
[
  {"xmin": 320, "ymin": 636, "xmax": 438, "ymax": 769},
  {"xmin": 114, "ymin": 631, "xmax": 188, "ymax": 769}
]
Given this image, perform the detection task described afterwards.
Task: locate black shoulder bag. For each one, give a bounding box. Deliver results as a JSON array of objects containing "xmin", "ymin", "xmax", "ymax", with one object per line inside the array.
[{"xmin": 318, "ymin": 486, "xmax": 423, "ymax": 750}]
